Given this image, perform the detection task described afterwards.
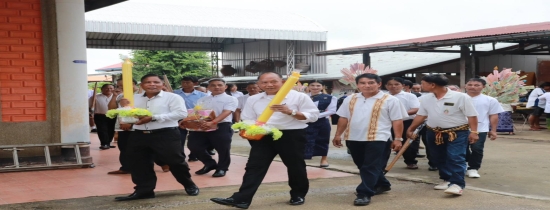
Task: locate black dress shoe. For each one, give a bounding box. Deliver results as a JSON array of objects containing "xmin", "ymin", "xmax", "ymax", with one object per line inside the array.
[
  {"xmin": 429, "ymin": 166, "xmax": 438, "ymax": 171},
  {"xmin": 207, "ymin": 149, "xmax": 216, "ymax": 155},
  {"xmin": 109, "ymin": 145, "xmax": 116, "ymax": 148},
  {"xmin": 188, "ymin": 157, "xmax": 199, "ymax": 162},
  {"xmin": 374, "ymin": 185, "xmax": 391, "ymax": 195},
  {"xmin": 195, "ymin": 165, "xmax": 216, "ymax": 175},
  {"xmin": 289, "ymin": 196, "xmax": 304, "ymax": 205},
  {"xmin": 210, "ymin": 197, "xmax": 250, "ymax": 209},
  {"xmin": 114, "ymin": 192, "xmax": 155, "ymax": 201},
  {"xmin": 185, "ymin": 185, "xmax": 200, "ymax": 196},
  {"xmin": 212, "ymin": 169, "xmax": 226, "ymax": 177},
  {"xmin": 354, "ymin": 195, "xmax": 371, "ymax": 206},
  {"xmin": 99, "ymin": 145, "xmax": 110, "ymax": 150}
]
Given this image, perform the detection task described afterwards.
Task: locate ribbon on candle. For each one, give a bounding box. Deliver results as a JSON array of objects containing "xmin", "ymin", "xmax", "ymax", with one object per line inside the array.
[
  {"xmin": 121, "ymin": 58, "xmax": 134, "ymax": 106},
  {"xmin": 256, "ymin": 71, "xmax": 301, "ymax": 125}
]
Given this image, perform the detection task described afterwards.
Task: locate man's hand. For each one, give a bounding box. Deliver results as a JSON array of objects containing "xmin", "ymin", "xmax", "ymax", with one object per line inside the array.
[
  {"xmin": 391, "ymin": 140, "xmax": 403, "ymax": 152},
  {"xmin": 135, "ymin": 116, "xmax": 152, "ymax": 125},
  {"xmin": 119, "ymin": 123, "xmax": 132, "ymax": 131},
  {"xmin": 178, "ymin": 120, "xmax": 186, "ymax": 129},
  {"xmin": 200, "ymin": 121, "xmax": 217, "ymax": 130},
  {"xmin": 488, "ymin": 131, "xmax": 498, "ymax": 141},
  {"xmin": 468, "ymin": 132, "xmax": 479, "ymax": 144},
  {"xmin": 332, "ymin": 136, "xmax": 343, "ymax": 148},
  {"xmin": 406, "ymin": 129, "xmax": 414, "ymax": 139},
  {"xmin": 270, "ymin": 104, "xmax": 292, "ymax": 115}
]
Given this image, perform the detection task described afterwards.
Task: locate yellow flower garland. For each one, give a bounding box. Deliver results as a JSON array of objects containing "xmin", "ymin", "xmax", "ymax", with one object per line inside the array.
[{"xmin": 232, "ymin": 121, "xmax": 283, "ymax": 140}]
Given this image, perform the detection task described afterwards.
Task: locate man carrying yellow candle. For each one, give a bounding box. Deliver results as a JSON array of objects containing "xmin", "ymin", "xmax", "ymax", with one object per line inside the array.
[{"xmin": 211, "ymin": 72, "xmax": 319, "ymax": 209}]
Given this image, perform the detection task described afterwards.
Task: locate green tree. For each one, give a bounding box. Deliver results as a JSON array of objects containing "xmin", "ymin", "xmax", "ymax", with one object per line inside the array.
[{"xmin": 128, "ymin": 50, "xmax": 211, "ymax": 88}]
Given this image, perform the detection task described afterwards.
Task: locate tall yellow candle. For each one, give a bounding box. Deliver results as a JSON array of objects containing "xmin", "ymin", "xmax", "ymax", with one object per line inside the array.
[
  {"xmin": 256, "ymin": 71, "xmax": 301, "ymax": 124},
  {"xmin": 121, "ymin": 58, "xmax": 134, "ymax": 106}
]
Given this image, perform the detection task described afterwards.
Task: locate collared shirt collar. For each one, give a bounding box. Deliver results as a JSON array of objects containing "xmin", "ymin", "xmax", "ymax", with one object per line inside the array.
[
  {"xmin": 179, "ymin": 89, "xmax": 199, "ymax": 95},
  {"xmin": 259, "ymin": 92, "xmax": 288, "ymax": 99},
  {"xmin": 142, "ymin": 90, "xmax": 165, "ymax": 97},
  {"xmin": 442, "ymin": 88, "xmax": 454, "ymax": 99},
  {"xmin": 357, "ymin": 91, "xmax": 385, "ymax": 99},
  {"xmin": 211, "ymin": 92, "xmax": 228, "ymax": 97}
]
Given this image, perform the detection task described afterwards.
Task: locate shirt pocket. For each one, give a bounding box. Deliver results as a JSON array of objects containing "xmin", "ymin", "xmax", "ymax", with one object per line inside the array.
[{"xmin": 441, "ymin": 104, "xmax": 460, "ymax": 115}]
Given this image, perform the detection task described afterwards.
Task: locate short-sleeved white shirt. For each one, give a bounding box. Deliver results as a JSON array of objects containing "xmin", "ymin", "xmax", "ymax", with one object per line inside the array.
[
  {"xmin": 470, "ymin": 94, "xmax": 504, "ymax": 132},
  {"xmin": 538, "ymin": 92, "xmax": 550, "ymax": 113},
  {"xmin": 336, "ymin": 91, "xmax": 409, "ymax": 142},
  {"xmin": 196, "ymin": 93, "xmax": 238, "ymax": 123},
  {"xmin": 527, "ymin": 88, "xmax": 546, "ymax": 108},
  {"xmin": 391, "ymin": 91, "xmax": 420, "ymax": 120},
  {"xmin": 417, "ymin": 88, "xmax": 478, "ymax": 128},
  {"xmin": 237, "ymin": 94, "xmax": 250, "ymax": 110}
]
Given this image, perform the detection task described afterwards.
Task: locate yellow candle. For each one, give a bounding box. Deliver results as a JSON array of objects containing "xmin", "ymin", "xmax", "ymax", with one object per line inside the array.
[
  {"xmin": 121, "ymin": 58, "xmax": 134, "ymax": 106},
  {"xmin": 256, "ymin": 71, "xmax": 301, "ymax": 124}
]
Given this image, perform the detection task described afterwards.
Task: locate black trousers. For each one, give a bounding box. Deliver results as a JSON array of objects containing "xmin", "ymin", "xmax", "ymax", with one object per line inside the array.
[
  {"xmin": 419, "ymin": 126, "xmax": 435, "ymax": 167},
  {"xmin": 179, "ymin": 127, "xmax": 213, "ymax": 160},
  {"xmin": 391, "ymin": 119, "xmax": 419, "ymax": 165},
  {"xmin": 127, "ymin": 128, "xmax": 195, "ymax": 193},
  {"xmin": 231, "ymin": 129, "xmax": 309, "ymax": 203},
  {"xmin": 188, "ymin": 123, "xmax": 233, "ymax": 171},
  {"xmin": 93, "ymin": 114, "xmax": 116, "ymax": 146},
  {"xmin": 117, "ymin": 131, "xmax": 132, "ymax": 172},
  {"xmin": 347, "ymin": 141, "xmax": 391, "ymax": 197}
]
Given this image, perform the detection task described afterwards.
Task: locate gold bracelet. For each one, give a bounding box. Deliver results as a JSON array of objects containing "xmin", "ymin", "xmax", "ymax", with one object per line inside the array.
[{"xmin": 471, "ymin": 131, "xmax": 479, "ymax": 134}]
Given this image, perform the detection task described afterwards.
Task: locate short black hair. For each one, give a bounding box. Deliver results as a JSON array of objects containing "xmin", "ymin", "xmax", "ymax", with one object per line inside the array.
[
  {"xmin": 355, "ymin": 73, "xmax": 381, "ymax": 84},
  {"xmin": 116, "ymin": 78, "xmax": 138, "ymax": 85},
  {"xmin": 412, "ymin": 83, "xmax": 420, "ymax": 86},
  {"xmin": 421, "ymin": 75, "xmax": 449, "ymax": 87},
  {"xmin": 468, "ymin": 78, "xmax": 487, "ymax": 86},
  {"xmin": 246, "ymin": 82, "xmax": 258, "ymax": 86},
  {"xmin": 539, "ymin": 82, "xmax": 550, "ymax": 88},
  {"xmin": 101, "ymin": 84, "xmax": 113, "ymax": 89},
  {"xmin": 403, "ymin": 80, "xmax": 413, "ymax": 88},
  {"xmin": 310, "ymin": 80, "xmax": 325, "ymax": 86},
  {"xmin": 140, "ymin": 73, "xmax": 164, "ymax": 82},
  {"xmin": 257, "ymin": 72, "xmax": 282, "ymax": 80},
  {"xmin": 208, "ymin": 78, "xmax": 226, "ymax": 84},
  {"xmin": 387, "ymin": 77, "xmax": 405, "ymax": 85},
  {"xmin": 181, "ymin": 76, "xmax": 199, "ymax": 83}
]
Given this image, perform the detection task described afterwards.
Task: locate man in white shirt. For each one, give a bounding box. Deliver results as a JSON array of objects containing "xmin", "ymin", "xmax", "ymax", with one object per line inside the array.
[
  {"xmin": 333, "ymin": 73, "xmax": 408, "ymax": 206},
  {"xmin": 227, "ymin": 83, "xmax": 244, "ymax": 98},
  {"xmin": 115, "ymin": 74, "xmax": 199, "ymax": 201},
  {"xmin": 407, "ymin": 75, "xmax": 479, "ymax": 196},
  {"xmin": 210, "ymin": 72, "xmax": 319, "ymax": 209},
  {"xmin": 526, "ymin": 82, "xmax": 550, "ymax": 130},
  {"xmin": 187, "ymin": 78, "xmax": 238, "ymax": 178},
  {"xmin": 464, "ymin": 78, "xmax": 503, "ymax": 178},
  {"xmin": 89, "ymin": 84, "xmax": 116, "ymax": 150},
  {"xmin": 234, "ymin": 82, "xmax": 261, "ymax": 122}
]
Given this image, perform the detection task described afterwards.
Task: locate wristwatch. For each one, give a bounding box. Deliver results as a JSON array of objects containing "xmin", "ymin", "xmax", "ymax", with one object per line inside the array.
[
  {"xmin": 291, "ymin": 110, "xmax": 297, "ymax": 116},
  {"xmin": 471, "ymin": 131, "xmax": 479, "ymax": 134}
]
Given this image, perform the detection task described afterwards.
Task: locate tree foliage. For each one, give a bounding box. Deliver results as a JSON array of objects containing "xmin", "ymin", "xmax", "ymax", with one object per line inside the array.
[{"xmin": 128, "ymin": 50, "xmax": 211, "ymax": 88}]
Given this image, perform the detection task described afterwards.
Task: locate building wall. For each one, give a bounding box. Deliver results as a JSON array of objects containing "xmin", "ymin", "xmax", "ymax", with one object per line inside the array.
[
  {"xmin": 0, "ymin": 0, "xmax": 61, "ymax": 157},
  {"xmin": 0, "ymin": 0, "xmax": 46, "ymax": 122},
  {"xmin": 222, "ymin": 39, "xmax": 327, "ymax": 77},
  {"xmin": 478, "ymin": 54, "xmax": 550, "ymax": 73}
]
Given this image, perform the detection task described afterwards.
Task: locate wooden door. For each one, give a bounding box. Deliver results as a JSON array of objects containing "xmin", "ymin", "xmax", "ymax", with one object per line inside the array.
[{"xmin": 538, "ymin": 60, "xmax": 550, "ymax": 84}]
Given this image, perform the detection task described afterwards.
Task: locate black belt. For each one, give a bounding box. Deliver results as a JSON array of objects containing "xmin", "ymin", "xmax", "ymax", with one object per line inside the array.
[{"xmin": 135, "ymin": 127, "xmax": 177, "ymax": 134}]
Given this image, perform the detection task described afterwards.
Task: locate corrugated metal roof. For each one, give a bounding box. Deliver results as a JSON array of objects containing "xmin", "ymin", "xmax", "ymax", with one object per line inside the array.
[
  {"xmin": 318, "ymin": 22, "xmax": 550, "ymax": 55},
  {"xmin": 85, "ymin": 1, "xmax": 327, "ymax": 41}
]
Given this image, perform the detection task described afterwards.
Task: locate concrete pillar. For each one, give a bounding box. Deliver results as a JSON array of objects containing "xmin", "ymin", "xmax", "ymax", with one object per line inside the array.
[
  {"xmin": 55, "ymin": 0, "xmax": 89, "ymax": 144},
  {"xmin": 460, "ymin": 45, "xmax": 471, "ymax": 90},
  {"xmin": 362, "ymin": 52, "xmax": 371, "ymax": 67}
]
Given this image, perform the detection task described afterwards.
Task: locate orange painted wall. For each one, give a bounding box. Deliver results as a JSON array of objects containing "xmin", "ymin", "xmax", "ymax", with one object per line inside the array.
[{"xmin": 0, "ymin": 0, "xmax": 46, "ymax": 122}]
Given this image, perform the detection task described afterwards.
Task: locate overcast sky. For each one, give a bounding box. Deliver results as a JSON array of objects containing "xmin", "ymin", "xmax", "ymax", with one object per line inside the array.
[{"xmin": 86, "ymin": 0, "xmax": 550, "ymax": 73}]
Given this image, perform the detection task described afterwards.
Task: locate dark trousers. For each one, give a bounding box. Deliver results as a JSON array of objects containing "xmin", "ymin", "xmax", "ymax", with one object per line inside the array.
[
  {"xmin": 188, "ymin": 123, "xmax": 233, "ymax": 171},
  {"xmin": 93, "ymin": 114, "xmax": 116, "ymax": 146},
  {"xmin": 128, "ymin": 128, "xmax": 195, "ymax": 193},
  {"xmin": 179, "ymin": 127, "xmax": 213, "ymax": 160},
  {"xmin": 426, "ymin": 130, "xmax": 468, "ymax": 188},
  {"xmin": 391, "ymin": 119, "xmax": 419, "ymax": 165},
  {"xmin": 304, "ymin": 118, "xmax": 331, "ymax": 159},
  {"xmin": 466, "ymin": 132, "xmax": 488, "ymax": 170},
  {"xmin": 231, "ymin": 129, "xmax": 309, "ymax": 203},
  {"xmin": 419, "ymin": 126, "xmax": 435, "ymax": 167},
  {"xmin": 347, "ymin": 140, "xmax": 391, "ymax": 197},
  {"xmin": 117, "ymin": 131, "xmax": 132, "ymax": 172}
]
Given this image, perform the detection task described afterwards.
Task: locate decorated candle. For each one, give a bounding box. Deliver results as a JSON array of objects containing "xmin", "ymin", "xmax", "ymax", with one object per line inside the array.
[
  {"xmin": 256, "ymin": 71, "xmax": 301, "ymax": 124},
  {"xmin": 122, "ymin": 58, "xmax": 134, "ymax": 106}
]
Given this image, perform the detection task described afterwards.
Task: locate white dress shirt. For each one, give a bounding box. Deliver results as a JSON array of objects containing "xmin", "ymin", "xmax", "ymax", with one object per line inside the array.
[
  {"xmin": 241, "ymin": 90, "xmax": 319, "ymax": 130},
  {"xmin": 237, "ymin": 94, "xmax": 251, "ymax": 110},
  {"xmin": 391, "ymin": 91, "xmax": 420, "ymax": 120},
  {"xmin": 196, "ymin": 93, "xmax": 238, "ymax": 123},
  {"xmin": 230, "ymin": 91, "xmax": 244, "ymax": 98},
  {"xmin": 309, "ymin": 94, "xmax": 337, "ymax": 119},
  {"xmin": 336, "ymin": 91, "xmax": 408, "ymax": 142},
  {"xmin": 527, "ymin": 88, "xmax": 546, "ymax": 108},
  {"xmin": 89, "ymin": 93, "xmax": 113, "ymax": 114},
  {"xmin": 417, "ymin": 88, "xmax": 478, "ymax": 128},
  {"xmin": 538, "ymin": 92, "xmax": 550, "ymax": 113},
  {"xmin": 470, "ymin": 94, "xmax": 504, "ymax": 132},
  {"xmin": 132, "ymin": 91, "xmax": 188, "ymax": 130}
]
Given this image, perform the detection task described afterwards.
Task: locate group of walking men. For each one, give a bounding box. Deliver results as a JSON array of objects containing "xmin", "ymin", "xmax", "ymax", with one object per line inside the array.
[{"xmin": 105, "ymin": 71, "xmax": 502, "ymax": 209}]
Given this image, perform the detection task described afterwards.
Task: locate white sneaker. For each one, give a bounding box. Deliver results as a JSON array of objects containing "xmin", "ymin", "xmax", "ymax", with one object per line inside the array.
[
  {"xmin": 434, "ymin": 181, "xmax": 450, "ymax": 190},
  {"xmin": 444, "ymin": 184, "xmax": 463, "ymax": 195},
  {"xmin": 467, "ymin": 169, "xmax": 480, "ymax": 178}
]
